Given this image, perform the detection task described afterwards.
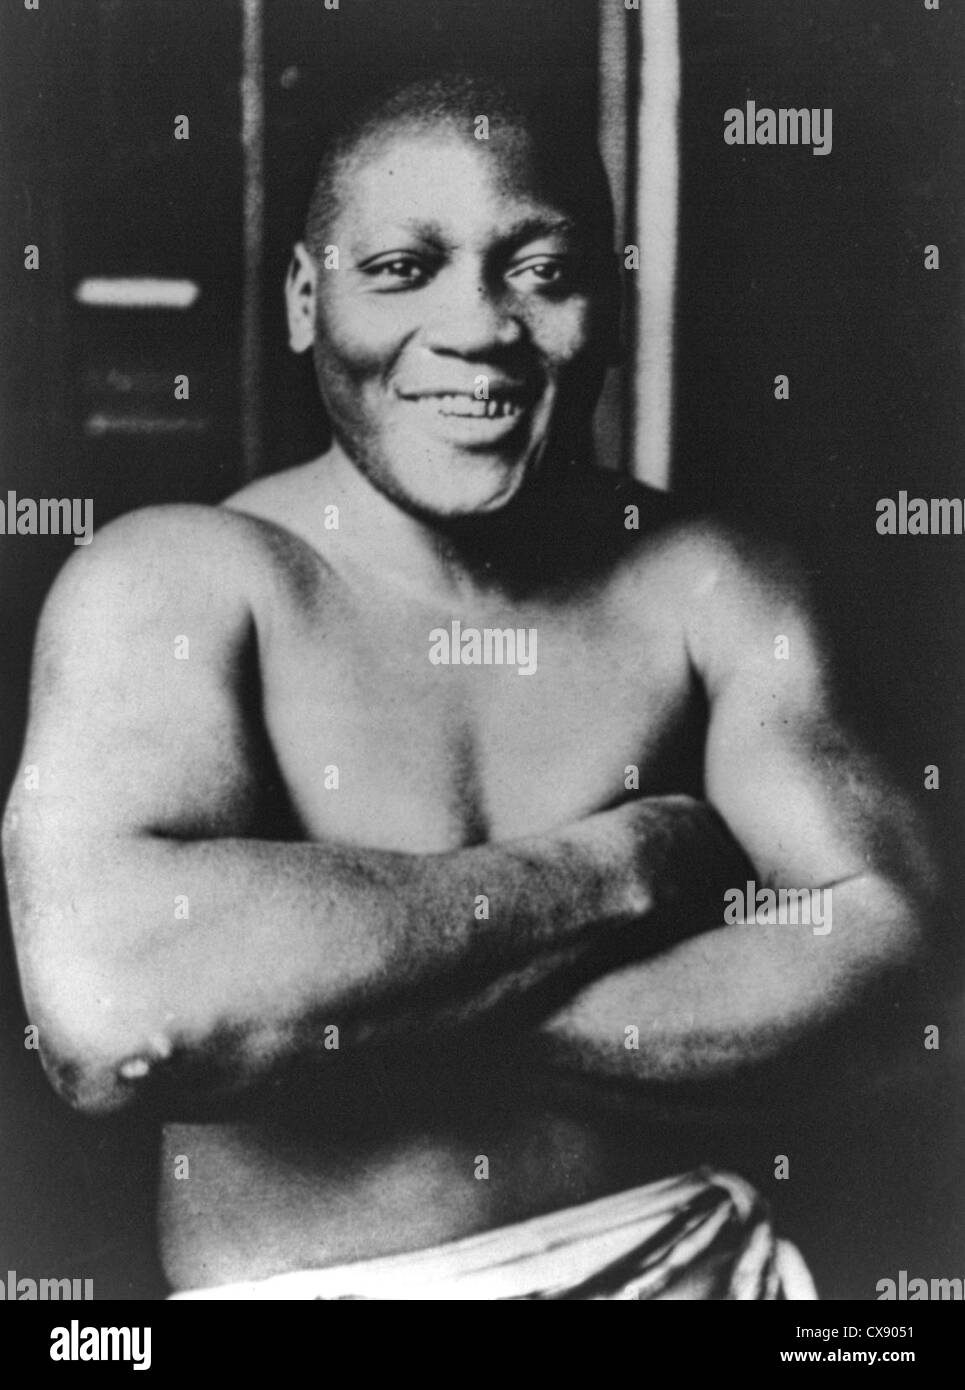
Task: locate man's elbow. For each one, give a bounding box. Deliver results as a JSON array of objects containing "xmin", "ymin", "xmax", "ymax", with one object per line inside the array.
[
  {"xmin": 824, "ymin": 875, "xmax": 946, "ymax": 1065},
  {"xmin": 34, "ymin": 1029, "xmax": 135, "ymax": 1117},
  {"xmin": 836, "ymin": 871, "xmax": 940, "ymax": 978},
  {"xmin": 31, "ymin": 999, "xmax": 265, "ymax": 1121},
  {"xmin": 6, "ymin": 832, "xmax": 172, "ymax": 1116},
  {"xmin": 18, "ymin": 940, "xmax": 279, "ymax": 1122},
  {"xmin": 9, "ymin": 918, "xmax": 172, "ymax": 1118},
  {"xmin": 22, "ymin": 972, "xmax": 173, "ymax": 1118}
]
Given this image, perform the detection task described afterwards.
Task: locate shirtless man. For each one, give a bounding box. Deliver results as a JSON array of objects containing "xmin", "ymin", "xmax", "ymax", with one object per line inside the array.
[{"xmin": 3, "ymin": 75, "xmax": 936, "ymax": 1299}]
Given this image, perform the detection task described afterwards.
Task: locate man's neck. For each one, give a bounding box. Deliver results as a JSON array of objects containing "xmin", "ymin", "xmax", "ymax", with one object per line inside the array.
[{"xmin": 315, "ymin": 442, "xmax": 597, "ymax": 605}]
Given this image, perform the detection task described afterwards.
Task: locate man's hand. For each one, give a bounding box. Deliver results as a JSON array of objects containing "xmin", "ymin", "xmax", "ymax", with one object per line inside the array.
[{"xmin": 603, "ymin": 794, "xmax": 754, "ymax": 928}]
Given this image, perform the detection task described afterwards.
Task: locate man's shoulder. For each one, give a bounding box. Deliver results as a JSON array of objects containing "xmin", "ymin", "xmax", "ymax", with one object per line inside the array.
[
  {"xmin": 67, "ymin": 500, "xmax": 275, "ymax": 581},
  {"xmin": 41, "ymin": 501, "xmax": 280, "ymax": 643},
  {"xmin": 642, "ymin": 504, "xmax": 821, "ymax": 692},
  {"xmin": 598, "ymin": 480, "xmax": 815, "ymax": 660},
  {"xmin": 598, "ymin": 475, "xmax": 787, "ymax": 590}
]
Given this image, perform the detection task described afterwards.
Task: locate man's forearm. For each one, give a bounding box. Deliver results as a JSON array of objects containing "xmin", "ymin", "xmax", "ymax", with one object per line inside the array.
[
  {"xmin": 7, "ymin": 797, "xmax": 675, "ymax": 1115},
  {"xmin": 10, "ymin": 791, "xmax": 747, "ymax": 1116},
  {"xmin": 526, "ymin": 873, "xmax": 935, "ymax": 1118}
]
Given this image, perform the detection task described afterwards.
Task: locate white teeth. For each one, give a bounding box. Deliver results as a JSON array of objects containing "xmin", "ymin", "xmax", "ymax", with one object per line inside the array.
[
  {"xmin": 408, "ymin": 392, "xmax": 524, "ymax": 419},
  {"xmin": 439, "ymin": 395, "xmax": 487, "ymax": 417}
]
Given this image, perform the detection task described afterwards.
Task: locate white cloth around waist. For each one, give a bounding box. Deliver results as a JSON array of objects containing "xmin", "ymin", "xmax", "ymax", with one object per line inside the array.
[{"xmin": 169, "ymin": 1166, "xmax": 817, "ymax": 1301}]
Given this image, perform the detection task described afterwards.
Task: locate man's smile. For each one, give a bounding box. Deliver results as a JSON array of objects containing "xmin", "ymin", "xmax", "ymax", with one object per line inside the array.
[{"xmin": 393, "ymin": 385, "xmax": 537, "ymax": 445}]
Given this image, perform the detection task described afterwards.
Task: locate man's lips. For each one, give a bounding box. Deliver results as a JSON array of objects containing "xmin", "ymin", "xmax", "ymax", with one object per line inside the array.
[{"xmin": 392, "ymin": 385, "xmax": 539, "ymax": 445}]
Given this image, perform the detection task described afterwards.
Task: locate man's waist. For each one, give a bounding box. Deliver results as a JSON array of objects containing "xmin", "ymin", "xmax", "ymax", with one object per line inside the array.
[{"xmin": 157, "ymin": 1110, "xmax": 674, "ymax": 1291}]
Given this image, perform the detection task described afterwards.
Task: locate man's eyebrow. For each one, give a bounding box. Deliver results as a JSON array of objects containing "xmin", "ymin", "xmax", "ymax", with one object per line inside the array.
[
  {"xmin": 349, "ymin": 215, "xmax": 583, "ymax": 256},
  {"xmin": 350, "ymin": 220, "xmax": 448, "ymax": 249},
  {"xmin": 500, "ymin": 216, "xmax": 582, "ymax": 246}
]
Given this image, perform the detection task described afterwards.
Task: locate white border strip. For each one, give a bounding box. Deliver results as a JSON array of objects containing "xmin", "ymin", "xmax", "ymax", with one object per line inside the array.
[
  {"xmin": 595, "ymin": 0, "xmax": 631, "ymax": 475},
  {"xmin": 633, "ymin": 0, "xmax": 680, "ymax": 489}
]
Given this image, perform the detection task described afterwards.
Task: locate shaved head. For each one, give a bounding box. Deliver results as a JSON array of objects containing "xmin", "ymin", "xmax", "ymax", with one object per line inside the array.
[{"xmin": 304, "ymin": 71, "xmax": 615, "ymax": 264}]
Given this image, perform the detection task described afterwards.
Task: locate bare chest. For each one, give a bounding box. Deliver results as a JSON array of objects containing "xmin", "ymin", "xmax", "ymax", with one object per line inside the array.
[{"xmin": 255, "ymin": 581, "xmax": 702, "ymax": 851}]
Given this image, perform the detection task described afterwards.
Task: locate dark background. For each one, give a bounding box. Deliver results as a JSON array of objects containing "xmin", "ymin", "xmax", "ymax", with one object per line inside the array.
[{"xmin": 1, "ymin": 0, "xmax": 962, "ymax": 1299}]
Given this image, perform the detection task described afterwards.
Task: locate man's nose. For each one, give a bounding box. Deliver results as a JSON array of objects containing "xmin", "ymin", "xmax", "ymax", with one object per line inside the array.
[{"xmin": 422, "ymin": 269, "xmax": 524, "ymax": 355}]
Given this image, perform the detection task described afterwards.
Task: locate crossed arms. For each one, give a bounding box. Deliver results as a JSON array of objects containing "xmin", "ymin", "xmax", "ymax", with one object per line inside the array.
[{"xmin": 2, "ymin": 507, "xmax": 939, "ymax": 1120}]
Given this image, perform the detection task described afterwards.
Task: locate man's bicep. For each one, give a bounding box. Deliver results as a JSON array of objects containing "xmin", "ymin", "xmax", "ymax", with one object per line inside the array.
[
  {"xmin": 8, "ymin": 511, "xmax": 264, "ymax": 849},
  {"xmin": 704, "ymin": 679, "xmax": 883, "ymax": 889},
  {"xmin": 694, "ymin": 545, "xmax": 929, "ymax": 893}
]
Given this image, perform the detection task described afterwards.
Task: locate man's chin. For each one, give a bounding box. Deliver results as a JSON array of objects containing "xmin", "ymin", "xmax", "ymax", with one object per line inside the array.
[{"xmin": 386, "ymin": 454, "xmax": 536, "ymax": 522}]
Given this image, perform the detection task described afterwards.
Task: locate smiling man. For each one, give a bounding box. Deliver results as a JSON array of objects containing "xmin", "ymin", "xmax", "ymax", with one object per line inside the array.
[{"xmin": 3, "ymin": 73, "xmax": 937, "ymax": 1300}]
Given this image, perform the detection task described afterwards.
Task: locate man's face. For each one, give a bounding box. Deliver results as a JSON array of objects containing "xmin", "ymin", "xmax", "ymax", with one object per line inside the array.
[{"xmin": 309, "ymin": 121, "xmax": 610, "ymax": 519}]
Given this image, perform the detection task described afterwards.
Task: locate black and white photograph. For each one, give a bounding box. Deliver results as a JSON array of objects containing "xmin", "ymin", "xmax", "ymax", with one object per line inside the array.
[{"xmin": 1, "ymin": 0, "xmax": 963, "ymax": 1338}]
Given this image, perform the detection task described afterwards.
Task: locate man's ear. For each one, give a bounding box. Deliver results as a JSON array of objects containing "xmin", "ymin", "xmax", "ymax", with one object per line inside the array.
[{"xmin": 285, "ymin": 242, "xmax": 318, "ymax": 353}]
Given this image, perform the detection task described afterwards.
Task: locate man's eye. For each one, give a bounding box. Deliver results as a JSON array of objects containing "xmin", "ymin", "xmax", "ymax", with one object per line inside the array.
[
  {"xmin": 509, "ymin": 259, "xmax": 571, "ymax": 290},
  {"xmin": 364, "ymin": 257, "xmax": 428, "ymax": 287}
]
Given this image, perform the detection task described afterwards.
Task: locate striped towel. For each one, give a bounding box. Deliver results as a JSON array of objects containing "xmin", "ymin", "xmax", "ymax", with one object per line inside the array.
[{"xmin": 170, "ymin": 1167, "xmax": 816, "ymax": 1300}]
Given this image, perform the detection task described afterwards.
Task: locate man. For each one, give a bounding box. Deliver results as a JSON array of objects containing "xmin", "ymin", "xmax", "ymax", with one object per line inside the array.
[{"xmin": 3, "ymin": 74, "xmax": 937, "ymax": 1299}]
